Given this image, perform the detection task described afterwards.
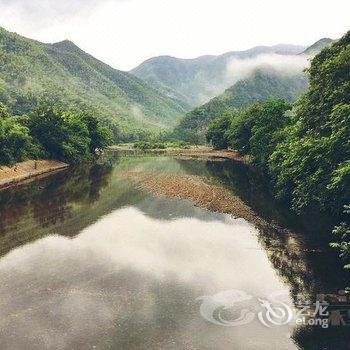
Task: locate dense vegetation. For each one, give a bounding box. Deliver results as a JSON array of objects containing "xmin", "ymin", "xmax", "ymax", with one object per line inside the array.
[
  {"xmin": 0, "ymin": 27, "xmax": 186, "ymax": 142},
  {"xmin": 131, "ymin": 44, "xmax": 307, "ymax": 107},
  {"xmin": 206, "ymin": 31, "xmax": 350, "ymax": 268},
  {"xmin": 301, "ymin": 38, "xmax": 334, "ymax": 55},
  {"xmin": 331, "ymin": 206, "xmax": 350, "ymax": 269},
  {"xmin": 205, "ymin": 113, "xmax": 232, "ymax": 150},
  {"xmin": 133, "ymin": 140, "xmax": 189, "ymax": 150},
  {"xmin": 175, "ymin": 70, "xmax": 308, "ymax": 142},
  {"xmin": 0, "ymin": 103, "xmax": 112, "ymax": 165}
]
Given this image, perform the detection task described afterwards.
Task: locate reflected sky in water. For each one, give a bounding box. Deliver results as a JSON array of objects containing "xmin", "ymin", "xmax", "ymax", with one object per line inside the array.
[
  {"xmin": 0, "ymin": 154, "xmax": 348, "ymax": 349},
  {"xmin": 0, "ymin": 206, "xmax": 296, "ymax": 349}
]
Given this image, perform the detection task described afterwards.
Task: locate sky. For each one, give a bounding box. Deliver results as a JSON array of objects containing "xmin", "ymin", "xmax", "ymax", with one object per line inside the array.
[{"xmin": 0, "ymin": 0, "xmax": 349, "ymax": 71}]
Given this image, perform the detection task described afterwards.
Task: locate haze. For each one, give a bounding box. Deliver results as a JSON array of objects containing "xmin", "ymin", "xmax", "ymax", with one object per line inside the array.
[
  {"xmin": 227, "ymin": 54, "xmax": 310, "ymax": 82},
  {"xmin": 0, "ymin": 0, "xmax": 349, "ymax": 70}
]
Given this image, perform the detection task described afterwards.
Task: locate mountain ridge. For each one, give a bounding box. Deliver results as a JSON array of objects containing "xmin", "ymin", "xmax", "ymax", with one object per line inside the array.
[
  {"xmin": 168, "ymin": 37, "xmax": 337, "ymax": 141},
  {"xmin": 174, "ymin": 69, "xmax": 308, "ymax": 141},
  {"xmin": 0, "ymin": 27, "xmax": 186, "ymax": 140},
  {"xmin": 130, "ymin": 44, "xmax": 307, "ymax": 107},
  {"xmin": 300, "ymin": 38, "xmax": 335, "ymax": 55}
]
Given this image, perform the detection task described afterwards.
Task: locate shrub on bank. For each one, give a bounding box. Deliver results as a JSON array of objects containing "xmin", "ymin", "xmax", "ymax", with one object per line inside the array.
[
  {"xmin": 133, "ymin": 141, "xmax": 166, "ymax": 150},
  {"xmin": 0, "ymin": 104, "xmax": 113, "ymax": 166}
]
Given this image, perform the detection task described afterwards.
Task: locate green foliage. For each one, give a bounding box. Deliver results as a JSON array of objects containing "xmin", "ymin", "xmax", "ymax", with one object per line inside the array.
[
  {"xmin": 269, "ymin": 31, "xmax": 350, "ymax": 213},
  {"xmin": 190, "ymin": 32, "xmax": 350, "ymax": 275},
  {"xmin": 249, "ymin": 100, "xmax": 291, "ymax": 167},
  {"xmin": 175, "ymin": 69, "xmax": 307, "ymax": 141},
  {"xmin": 0, "ymin": 102, "xmax": 10, "ymax": 119},
  {"xmin": 165, "ymin": 140, "xmax": 190, "ymax": 149},
  {"xmin": 182, "ymin": 130, "xmax": 201, "ymax": 145},
  {"xmin": 133, "ymin": 141, "xmax": 166, "ymax": 150},
  {"xmin": 0, "ymin": 105, "xmax": 112, "ymax": 166},
  {"xmin": 296, "ymin": 33, "xmax": 350, "ymax": 134},
  {"xmin": 26, "ymin": 106, "xmax": 113, "ymax": 163},
  {"xmin": 79, "ymin": 112, "xmax": 113, "ymax": 152},
  {"xmin": 225, "ymin": 105, "xmax": 260, "ymax": 155},
  {"xmin": 0, "ymin": 27, "xmax": 185, "ymax": 141},
  {"xmin": 225, "ymin": 104, "xmax": 261, "ymax": 155},
  {"xmin": 205, "ymin": 113, "xmax": 232, "ymax": 149},
  {"xmin": 26, "ymin": 107, "xmax": 88, "ymax": 163},
  {"xmin": 0, "ymin": 115, "xmax": 38, "ymax": 165},
  {"xmin": 331, "ymin": 205, "xmax": 350, "ymax": 269},
  {"xmin": 224, "ymin": 100, "xmax": 291, "ymax": 168},
  {"xmin": 133, "ymin": 139, "xmax": 190, "ymax": 150},
  {"xmin": 132, "ymin": 45, "xmax": 307, "ymax": 107}
]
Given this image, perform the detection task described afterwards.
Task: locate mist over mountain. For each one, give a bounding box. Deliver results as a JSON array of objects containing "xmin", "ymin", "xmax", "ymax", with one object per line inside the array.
[
  {"xmin": 173, "ymin": 38, "xmax": 334, "ymax": 140},
  {"xmin": 130, "ymin": 44, "xmax": 306, "ymax": 107},
  {"xmin": 0, "ymin": 26, "xmax": 336, "ymax": 142},
  {"xmin": 175, "ymin": 69, "xmax": 308, "ymax": 140},
  {"xmin": 0, "ymin": 27, "xmax": 187, "ymax": 138}
]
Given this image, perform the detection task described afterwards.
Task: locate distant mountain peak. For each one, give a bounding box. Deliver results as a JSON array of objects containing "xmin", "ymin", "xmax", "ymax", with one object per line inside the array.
[
  {"xmin": 0, "ymin": 28, "xmax": 186, "ymax": 133},
  {"xmin": 301, "ymin": 38, "xmax": 335, "ymax": 55},
  {"xmin": 52, "ymin": 39, "xmax": 80, "ymax": 51},
  {"xmin": 131, "ymin": 43, "xmax": 307, "ymax": 107}
]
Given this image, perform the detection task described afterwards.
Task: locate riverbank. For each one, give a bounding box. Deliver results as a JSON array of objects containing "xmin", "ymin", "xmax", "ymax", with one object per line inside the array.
[
  {"xmin": 110, "ymin": 145, "xmax": 246, "ymax": 162},
  {"xmin": 0, "ymin": 160, "xmax": 69, "ymax": 190}
]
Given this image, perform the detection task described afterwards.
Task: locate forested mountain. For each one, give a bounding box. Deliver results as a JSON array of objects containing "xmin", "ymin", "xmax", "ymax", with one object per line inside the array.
[
  {"xmin": 300, "ymin": 38, "xmax": 334, "ymax": 55},
  {"xmin": 173, "ymin": 38, "xmax": 336, "ymax": 141},
  {"xmin": 131, "ymin": 44, "xmax": 306, "ymax": 107},
  {"xmin": 0, "ymin": 27, "xmax": 186, "ymax": 139},
  {"xmin": 204, "ymin": 31, "xmax": 349, "ymax": 262},
  {"xmin": 175, "ymin": 69, "xmax": 308, "ymax": 141}
]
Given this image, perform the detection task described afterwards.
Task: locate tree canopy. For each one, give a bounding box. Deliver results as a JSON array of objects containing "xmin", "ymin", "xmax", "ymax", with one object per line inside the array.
[{"xmin": 0, "ymin": 105, "xmax": 112, "ymax": 166}]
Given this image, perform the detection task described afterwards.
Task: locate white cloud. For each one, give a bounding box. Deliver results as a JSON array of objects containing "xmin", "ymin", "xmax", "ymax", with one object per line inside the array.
[
  {"xmin": 0, "ymin": 0, "xmax": 117, "ymax": 22},
  {"xmin": 0, "ymin": 0, "xmax": 348, "ymax": 70},
  {"xmin": 227, "ymin": 54, "xmax": 310, "ymax": 81}
]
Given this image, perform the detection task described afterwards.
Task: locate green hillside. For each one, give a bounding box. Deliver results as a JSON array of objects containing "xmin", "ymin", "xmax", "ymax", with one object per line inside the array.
[
  {"xmin": 131, "ymin": 44, "xmax": 306, "ymax": 107},
  {"xmin": 175, "ymin": 69, "xmax": 308, "ymax": 140},
  {"xmin": 0, "ymin": 27, "xmax": 186, "ymax": 140},
  {"xmin": 301, "ymin": 38, "xmax": 334, "ymax": 55}
]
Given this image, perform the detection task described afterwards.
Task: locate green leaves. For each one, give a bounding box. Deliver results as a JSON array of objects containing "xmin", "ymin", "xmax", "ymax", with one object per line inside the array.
[
  {"xmin": 331, "ymin": 205, "xmax": 350, "ymax": 269},
  {"xmin": 269, "ymin": 32, "xmax": 350, "ymax": 213},
  {"xmin": 176, "ymin": 69, "xmax": 307, "ymax": 141},
  {"xmin": 205, "ymin": 113, "xmax": 232, "ymax": 150},
  {"xmin": 27, "ymin": 107, "xmax": 113, "ymax": 164},
  {"xmin": 0, "ymin": 27, "xmax": 184, "ymax": 140},
  {"xmin": 223, "ymin": 99, "xmax": 292, "ymax": 168},
  {"xmin": 0, "ymin": 106, "xmax": 113, "ymax": 166},
  {"xmin": 192, "ymin": 31, "xmax": 350, "ymax": 272},
  {"xmin": 0, "ymin": 115, "xmax": 37, "ymax": 165}
]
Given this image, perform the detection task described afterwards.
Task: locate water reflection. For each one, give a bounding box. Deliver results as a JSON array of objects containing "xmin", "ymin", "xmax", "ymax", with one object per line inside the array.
[
  {"xmin": 0, "ymin": 162, "xmax": 116, "ymax": 256},
  {"xmin": 0, "ymin": 154, "xmax": 349, "ymax": 349},
  {"xmin": 198, "ymin": 159, "xmax": 349, "ymax": 292},
  {"xmin": 0, "ymin": 207, "xmax": 296, "ymax": 350}
]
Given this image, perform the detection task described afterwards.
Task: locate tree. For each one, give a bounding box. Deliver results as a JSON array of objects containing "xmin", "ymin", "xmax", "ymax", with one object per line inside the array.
[
  {"xmin": 249, "ymin": 100, "xmax": 291, "ymax": 167},
  {"xmin": 225, "ymin": 100, "xmax": 291, "ymax": 168},
  {"xmin": 26, "ymin": 106, "xmax": 112, "ymax": 164},
  {"xmin": 206, "ymin": 114, "xmax": 231, "ymax": 149},
  {"xmin": 0, "ymin": 114, "xmax": 38, "ymax": 165},
  {"xmin": 225, "ymin": 106, "xmax": 257, "ymax": 155},
  {"xmin": 0, "ymin": 103, "xmax": 10, "ymax": 119},
  {"xmin": 269, "ymin": 31, "xmax": 350, "ymax": 213},
  {"xmin": 183, "ymin": 130, "xmax": 200, "ymax": 146},
  {"xmin": 79, "ymin": 112, "xmax": 113, "ymax": 152},
  {"xmin": 331, "ymin": 205, "xmax": 350, "ymax": 270}
]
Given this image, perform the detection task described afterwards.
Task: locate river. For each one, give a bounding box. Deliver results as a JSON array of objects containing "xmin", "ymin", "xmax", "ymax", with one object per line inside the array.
[{"xmin": 0, "ymin": 153, "xmax": 349, "ymax": 349}]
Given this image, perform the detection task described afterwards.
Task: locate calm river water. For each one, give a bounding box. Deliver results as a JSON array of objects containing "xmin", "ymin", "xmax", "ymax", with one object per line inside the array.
[{"xmin": 0, "ymin": 153, "xmax": 349, "ymax": 349}]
